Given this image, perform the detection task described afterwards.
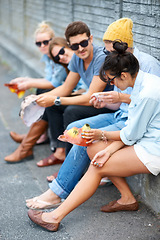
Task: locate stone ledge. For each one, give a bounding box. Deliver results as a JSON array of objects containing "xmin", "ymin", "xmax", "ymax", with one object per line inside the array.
[{"xmin": 127, "ymin": 174, "xmax": 160, "ymax": 214}]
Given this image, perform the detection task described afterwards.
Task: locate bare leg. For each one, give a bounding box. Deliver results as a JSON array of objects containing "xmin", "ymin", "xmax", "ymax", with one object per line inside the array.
[
  {"xmin": 41, "ymin": 164, "xmax": 102, "ymax": 223},
  {"xmin": 108, "ymin": 176, "xmax": 137, "ymax": 204},
  {"xmin": 53, "ymin": 148, "xmax": 65, "ymax": 159},
  {"xmin": 36, "ymin": 131, "xmax": 48, "ymax": 144},
  {"xmin": 40, "ymin": 146, "xmax": 150, "ymax": 223}
]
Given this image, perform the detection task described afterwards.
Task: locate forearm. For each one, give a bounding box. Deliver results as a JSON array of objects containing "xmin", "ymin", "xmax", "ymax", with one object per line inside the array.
[
  {"xmin": 102, "ymin": 130, "xmax": 121, "ymax": 141},
  {"xmin": 104, "ymin": 102, "xmax": 121, "ymax": 110},
  {"xmin": 119, "ymin": 93, "xmax": 131, "ymax": 104},
  {"xmin": 28, "ymin": 79, "xmax": 54, "ymax": 89},
  {"xmin": 60, "ymin": 93, "xmax": 92, "ymax": 106},
  {"xmin": 105, "ymin": 140, "xmax": 125, "ymax": 156},
  {"xmin": 35, "ymin": 84, "xmax": 79, "ymax": 107},
  {"xmin": 40, "ymin": 84, "xmax": 73, "ymax": 98}
]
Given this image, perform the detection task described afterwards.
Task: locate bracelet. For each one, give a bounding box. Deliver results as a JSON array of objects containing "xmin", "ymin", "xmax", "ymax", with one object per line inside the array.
[{"xmin": 101, "ymin": 131, "xmax": 107, "ymax": 142}]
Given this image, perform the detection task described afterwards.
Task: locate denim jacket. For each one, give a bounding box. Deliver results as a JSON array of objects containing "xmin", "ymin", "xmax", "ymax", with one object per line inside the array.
[{"xmin": 120, "ymin": 70, "xmax": 160, "ymax": 156}]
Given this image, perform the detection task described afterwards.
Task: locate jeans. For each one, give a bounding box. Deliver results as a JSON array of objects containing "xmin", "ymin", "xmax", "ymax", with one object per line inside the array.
[{"xmin": 49, "ymin": 113, "xmax": 127, "ymax": 199}]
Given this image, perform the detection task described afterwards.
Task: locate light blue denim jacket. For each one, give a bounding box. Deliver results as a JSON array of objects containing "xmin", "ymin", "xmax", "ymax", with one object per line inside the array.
[
  {"xmin": 114, "ymin": 47, "xmax": 160, "ymax": 120},
  {"xmin": 120, "ymin": 70, "xmax": 160, "ymax": 156}
]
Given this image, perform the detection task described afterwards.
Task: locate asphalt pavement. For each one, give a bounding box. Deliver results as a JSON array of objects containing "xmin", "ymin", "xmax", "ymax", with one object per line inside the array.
[{"xmin": 0, "ymin": 63, "xmax": 160, "ymax": 240}]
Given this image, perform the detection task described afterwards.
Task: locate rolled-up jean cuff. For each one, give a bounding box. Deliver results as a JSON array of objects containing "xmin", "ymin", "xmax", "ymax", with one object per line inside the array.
[{"xmin": 49, "ymin": 179, "xmax": 69, "ymax": 199}]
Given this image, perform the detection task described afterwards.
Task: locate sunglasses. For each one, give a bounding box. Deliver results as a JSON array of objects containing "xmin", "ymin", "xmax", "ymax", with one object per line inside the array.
[
  {"xmin": 70, "ymin": 37, "xmax": 90, "ymax": 51},
  {"xmin": 52, "ymin": 47, "xmax": 65, "ymax": 63},
  {"xmin": 103, "ymin": 47, "xmax": 110, "ymax": 56},
  {"xmin": 35, "ymin": 38, "xmax": 52, "ymax": 47},
  {"xmin": 102, "ymin": 75, "xmax": 117, "ymax": 85}
]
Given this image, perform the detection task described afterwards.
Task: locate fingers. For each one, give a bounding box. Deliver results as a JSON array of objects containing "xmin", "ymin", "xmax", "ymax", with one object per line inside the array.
[
  {"xmin": 86, "ymin": 139, "xmax": 94, "ymax": 144},
  {"xmin": 91, "ymin": 100, "xmax": 100, "ymax": 108},
  {"xmin": 81, "ymin": 133, "xmax": 95, "ymax": 141},
  {"xmin": 90, "ymin": 96, "xmax": 104, "ymax": 108},
  {"xmin": 91, "ymin": 160, "xmax": 102, "ymax": 168}
]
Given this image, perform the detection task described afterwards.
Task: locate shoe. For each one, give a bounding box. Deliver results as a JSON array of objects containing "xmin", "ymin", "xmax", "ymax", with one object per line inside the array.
[
  {"xmin": 47, "ymin": 171, "xmax": 58, "ymax": 182},
  {"xmin": 26, "ymin": 197, "xmax": 64, "ymax": 210},
  {"xmin": 28, "ymin": 209, "xmax": 60, "ymax": 232},
  {"xmin": 10, "ymin": 131, "xmax": 26, "ymax": 143},
  {"xmin": 99, "ymin": 177, "xmax": 113, "ymax": 187},
  {"xmin": 5, "ymin": 146, "xmax": 33, "ymax": 163},
  {"xmin": 5, "ymin": 120, "xmax": 48, "ymax": 163},
  {"xmin": 37, "ymin": 154, "xmax": 64, "ymax": 167},
  {"xmin": 101, "ymin": 200, "xmax": 139, "ymax": 213}
]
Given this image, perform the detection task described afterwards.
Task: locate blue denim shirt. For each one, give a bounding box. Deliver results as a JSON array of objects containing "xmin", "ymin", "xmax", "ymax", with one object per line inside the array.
[
  {"xmin": 120, "ymin": 70, "xmax": 160, "ymax": 156},
  {"xmin": 41, "ymin": 54, "xmax": 87, "ymax": 91}
]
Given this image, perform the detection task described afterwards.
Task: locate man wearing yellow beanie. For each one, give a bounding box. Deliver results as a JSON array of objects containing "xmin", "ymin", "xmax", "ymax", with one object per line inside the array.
[
  {"xmin": 103, "ymin": 17, "xmax": 160, "ymax": 76},
  {"xmin": 103, "ymin": 17, "xmax": 133, "ymax": 48}
]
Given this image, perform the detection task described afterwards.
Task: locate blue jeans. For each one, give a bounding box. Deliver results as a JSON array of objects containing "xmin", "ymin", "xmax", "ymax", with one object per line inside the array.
[{"xmin": 49, "ymin": 113, "xmax": 127, "ymax": 199}]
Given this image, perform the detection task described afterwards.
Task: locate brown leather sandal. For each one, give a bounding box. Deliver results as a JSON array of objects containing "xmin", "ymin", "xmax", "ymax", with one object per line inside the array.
[{"xmin": 37, "ymin": 154, "xmax": 64, "ymax": 167}]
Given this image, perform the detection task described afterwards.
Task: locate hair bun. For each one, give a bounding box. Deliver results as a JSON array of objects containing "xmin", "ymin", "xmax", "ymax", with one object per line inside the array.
[{"xmin": 113, "ymin": 40, "xmax": 128, "ymax": 54}]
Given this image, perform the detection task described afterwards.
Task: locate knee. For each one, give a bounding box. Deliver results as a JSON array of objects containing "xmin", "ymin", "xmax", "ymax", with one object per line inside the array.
[{"xmin": 87, "ymin": 163, "xmax": 103, "ymax": 178}]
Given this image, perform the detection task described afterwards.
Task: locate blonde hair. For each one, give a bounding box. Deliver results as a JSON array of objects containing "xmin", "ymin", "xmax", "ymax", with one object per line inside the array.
[{"xmin": 34, "ymin": 21, "xmax": 55, "ymax": 39}]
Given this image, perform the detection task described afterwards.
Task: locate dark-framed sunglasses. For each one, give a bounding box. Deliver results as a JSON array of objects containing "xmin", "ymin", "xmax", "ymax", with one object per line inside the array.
[
  {"xmin": 70, "ymin": 37, "xmax": 90, "ymax": 51},
  {"xmin": 102, "ymin": 75, "xmax": 117, "ymax": 85},
  {"xmin": 52, "ymin": 47, "xmax": 65, "ymax": 63},
  {"xmin": 103, "ymin": 47, "xmax": 110, "ymax": 56},
  {"xmin": 35, "ymin": 38, "xmax": 52, "ymax": 47}
]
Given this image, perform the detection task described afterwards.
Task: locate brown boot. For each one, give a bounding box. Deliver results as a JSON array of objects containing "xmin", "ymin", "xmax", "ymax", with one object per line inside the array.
[
  {"xmin": 10, "ymin": 131, "xmax": 26, "ymax": 143},
  {"xmin": 5, "ymin": 120, "xmax": 48, "ymax": 163}
]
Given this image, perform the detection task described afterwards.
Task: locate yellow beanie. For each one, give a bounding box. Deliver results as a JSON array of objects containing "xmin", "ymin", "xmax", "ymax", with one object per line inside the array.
[{"xmin": 103, "ymin": 18, "xmax": 133, "ymax": 48}]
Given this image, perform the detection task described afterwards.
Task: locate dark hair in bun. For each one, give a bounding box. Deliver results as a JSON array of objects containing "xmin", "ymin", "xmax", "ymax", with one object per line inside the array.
[
  {"xmin": 113, "ymin": 40, "xmax": 128, "ymax": 54},
  {"xmin": 100, "ymin": 40, "xmax": 139, "ymax": 82}
]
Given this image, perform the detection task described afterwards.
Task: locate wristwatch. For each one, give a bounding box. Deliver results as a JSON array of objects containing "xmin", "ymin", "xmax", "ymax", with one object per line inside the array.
[{"xmin": 54, "ymin": 96, "xmax": 61, "ymax": 106}]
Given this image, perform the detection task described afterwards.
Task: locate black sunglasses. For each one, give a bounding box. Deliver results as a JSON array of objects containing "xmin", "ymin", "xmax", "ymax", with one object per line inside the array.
[
  {"xmin": 103, "ymin": 47, "xmax": 110, "ymax": 56},
  {"xmin": 52, "ymin": 47, "xmax": 65, "ymax": 63},
  {"xmin": 102, "ymin": 75, "xmax": 117, "ymax": 85},
  {"xmin": 70, "ymin": 37, "xmax": 90, "ymax": 51},
  {"xmin": 35, "ymin": 38, "xmax": 52, "ymax": 47}
]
